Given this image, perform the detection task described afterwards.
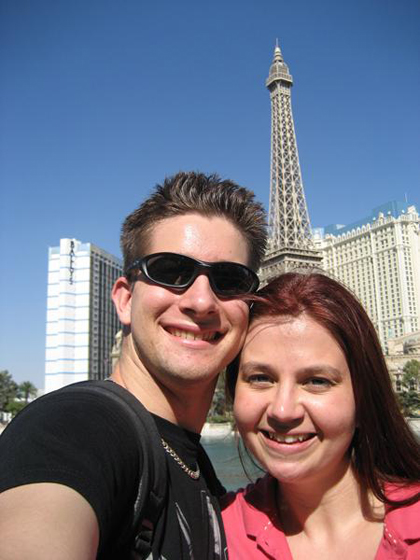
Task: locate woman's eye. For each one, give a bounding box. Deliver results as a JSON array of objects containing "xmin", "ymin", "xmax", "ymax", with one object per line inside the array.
[
  {"xmin": 305, "ymin": 377, "xmax": 333, "ymax": 390},
  {"xmin": 247, "ymin": 374, "xmax": 272, "ymax": 385}
]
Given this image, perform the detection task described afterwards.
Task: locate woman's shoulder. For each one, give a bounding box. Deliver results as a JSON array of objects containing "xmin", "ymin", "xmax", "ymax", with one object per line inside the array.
[
  {"xmin": 221, "ymin": 475, "xmax": 277, "ymax": 519},
  {"xmin": 385, "ymin": 482, "xmax": 420, "ymax": 500},
  {"xmin": 385, "ymin": 483, "xmax": 420, "ymax": 540}
]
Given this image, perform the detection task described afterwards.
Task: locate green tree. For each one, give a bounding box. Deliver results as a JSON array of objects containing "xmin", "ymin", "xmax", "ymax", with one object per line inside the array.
[
  {"xmin": 0, "ymin": 370, "xmax": 18, "ymax": 412},
  {"xmin": 5, "ymin": 399, "xmax": 27, "ymax": 418},
  {"xmin": 402, "ymin": 359, "xmax": 420, "ymax": 390},
  {"xmin": 17, "ymin": 380, "xmax": 38, "ymax": 403},
  {"xmin": 398, "ymin": 359, "xmax": 420, "ymax": 417},
  {"xmin": 208, "ymin": 370, "xmax": 232, "ymax": 422}
]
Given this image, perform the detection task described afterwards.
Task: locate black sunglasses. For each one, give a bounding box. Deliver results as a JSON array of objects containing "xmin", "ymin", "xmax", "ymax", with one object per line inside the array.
[{"xmin": 126, "ymin": 252, "xmax": 259, "ymax": 296}]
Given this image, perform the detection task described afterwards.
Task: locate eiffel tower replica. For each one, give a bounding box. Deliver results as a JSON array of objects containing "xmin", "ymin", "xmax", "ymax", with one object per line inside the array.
[{"xmin": 260, "ymin": 42, "xmax": 322, "ymax": 284}]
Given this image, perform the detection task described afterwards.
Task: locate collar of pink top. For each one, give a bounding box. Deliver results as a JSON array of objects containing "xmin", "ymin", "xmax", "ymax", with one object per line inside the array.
[{"xmin": 239, "ymin": 476, "xmax": 420, "ymax": 559}]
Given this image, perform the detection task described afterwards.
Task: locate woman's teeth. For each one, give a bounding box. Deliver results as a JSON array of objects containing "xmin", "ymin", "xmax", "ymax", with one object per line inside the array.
[{"xmin": 266, "ymin": 432, "xmax": 313, "ymax": 444}]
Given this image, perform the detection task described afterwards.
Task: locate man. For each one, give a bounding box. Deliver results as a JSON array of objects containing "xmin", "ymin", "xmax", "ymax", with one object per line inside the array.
[{"xmin": 0, "ymin": 171, "xmax": 267, "ymax": 559}]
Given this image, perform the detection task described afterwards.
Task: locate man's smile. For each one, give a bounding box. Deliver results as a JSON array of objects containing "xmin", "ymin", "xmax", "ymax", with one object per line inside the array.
[{"xmin": 165, "ymin": 326, "xmax": 222, "ymax": 342}]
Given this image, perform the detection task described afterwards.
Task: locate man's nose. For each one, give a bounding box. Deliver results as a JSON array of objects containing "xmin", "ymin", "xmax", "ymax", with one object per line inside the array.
[{"xmin": 178, "ymin": 273, "xmax": 218, "ymax": 316}]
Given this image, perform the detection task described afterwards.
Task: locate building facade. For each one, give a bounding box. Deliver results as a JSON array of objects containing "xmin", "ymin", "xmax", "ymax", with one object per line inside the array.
[
  {"xmin": 314, "ymin": 202, "xmax": 420, "ymax": 352},
  {"xmin": 260, "ymin": 42, "xmax": 321, "ymax": 283},
  {"xmin": 44, "ymin": 238, "xmax": 122, "ymax": 393}
]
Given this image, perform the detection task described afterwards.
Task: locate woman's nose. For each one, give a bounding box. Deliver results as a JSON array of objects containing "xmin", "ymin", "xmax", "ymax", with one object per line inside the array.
[{"xmin": 267, "ymin": 384, "xmax": 305, "ymax": 426}]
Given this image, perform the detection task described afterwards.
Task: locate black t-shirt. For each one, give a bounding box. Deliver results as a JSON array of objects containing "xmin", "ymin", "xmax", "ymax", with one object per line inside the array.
[
  {"xmin": 152, "ymin": 415, "xmax": 227, "ymax": 560},
  {"xmin": 0, "ymin": 386, "xmax": 227, "ymax": 559}
]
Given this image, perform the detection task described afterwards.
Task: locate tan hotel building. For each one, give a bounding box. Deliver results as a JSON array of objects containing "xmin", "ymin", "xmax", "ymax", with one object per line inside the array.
[{"xmin": 314, "ymin": 201, "xmax": 420, "ymax": 358}]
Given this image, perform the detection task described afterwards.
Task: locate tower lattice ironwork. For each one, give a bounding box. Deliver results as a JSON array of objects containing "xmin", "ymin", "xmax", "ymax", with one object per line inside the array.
[{"xmin": 260, "ymin": 43, "xmax": 321, "ymax": 283}]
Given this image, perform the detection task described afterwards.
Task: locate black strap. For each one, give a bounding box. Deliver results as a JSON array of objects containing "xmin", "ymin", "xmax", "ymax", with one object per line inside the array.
[{"xmin": 62, "ymin": 380, "xmax": 168, "ymax": 559}]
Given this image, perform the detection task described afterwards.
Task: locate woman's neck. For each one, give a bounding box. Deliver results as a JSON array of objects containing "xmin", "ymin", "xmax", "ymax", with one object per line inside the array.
[{"xmin": 277, "ymin": 463, "xmax": 384, "ymax": 539}]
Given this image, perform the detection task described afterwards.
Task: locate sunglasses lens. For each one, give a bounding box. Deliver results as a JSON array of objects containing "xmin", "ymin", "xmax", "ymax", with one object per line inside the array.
[
  {"xmin": 146, "ymin": 254, "xmax": 195, "ymax": 287},
  {"xmin": 212, "ymin": 263, "xmax": 257, "ymax": 295},
  {"xmin": 142, "ymin": 253, "xmax": 258, "ymax": 295}
]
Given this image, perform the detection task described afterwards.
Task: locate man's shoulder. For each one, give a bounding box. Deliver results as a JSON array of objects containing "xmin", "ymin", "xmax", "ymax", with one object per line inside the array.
[
  {"xmin": 0, "ymin": 379, "xmax": 168, "ymax": 556},
  {"xmin": 14, "ymin": 380, "xmax": 153, "ymax": 428},
  {"xmin": 2, "ymin": 381, "xmax": 130, "ymax": 433},
  {"xmin": 0, "ymin": 380, "xmax": 154, "ymax": 464}
]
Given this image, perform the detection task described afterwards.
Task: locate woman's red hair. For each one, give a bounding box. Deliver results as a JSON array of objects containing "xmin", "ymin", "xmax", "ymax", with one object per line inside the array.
[{"xmin": 227, "ymin": 272, "xmax": 420, "ymax": 506}]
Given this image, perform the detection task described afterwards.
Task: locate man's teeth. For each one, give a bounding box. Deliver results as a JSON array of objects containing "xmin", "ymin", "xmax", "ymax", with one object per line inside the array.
[
  {"xmin": 267, "ymin": 432, "xmax": 312, "ymax": 444},
  {"xmin": 168, "ymin": 328, "xmax": 217, "ymax": 341}
]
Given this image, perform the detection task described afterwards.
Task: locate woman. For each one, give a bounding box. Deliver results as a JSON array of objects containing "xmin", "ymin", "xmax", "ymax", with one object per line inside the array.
[{"xmin": 222, "ymin": 272, "xmax": 420, "ymax": 560}]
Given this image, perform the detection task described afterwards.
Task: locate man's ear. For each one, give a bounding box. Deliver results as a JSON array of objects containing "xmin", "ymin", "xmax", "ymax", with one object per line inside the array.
[{"xmin": 112, "ymin": 277, "xmax": 132, "ymax": 326}]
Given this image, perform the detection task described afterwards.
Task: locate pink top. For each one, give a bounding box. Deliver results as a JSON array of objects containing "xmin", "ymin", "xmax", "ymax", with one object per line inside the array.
[{"xmin": 221, "ymin": 475, "xmax": 420, "ymax": 560}]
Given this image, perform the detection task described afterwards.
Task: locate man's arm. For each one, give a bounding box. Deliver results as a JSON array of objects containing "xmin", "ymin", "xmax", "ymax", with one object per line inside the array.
[{"xmin": 0, "ymin": 483, "xmax": 99, "ymax": 560}]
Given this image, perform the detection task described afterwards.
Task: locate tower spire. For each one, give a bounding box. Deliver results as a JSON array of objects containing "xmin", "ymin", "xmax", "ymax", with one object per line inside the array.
[{"xmin": 260, "ymin": 42, "xmax": 321, "ymax": 282}]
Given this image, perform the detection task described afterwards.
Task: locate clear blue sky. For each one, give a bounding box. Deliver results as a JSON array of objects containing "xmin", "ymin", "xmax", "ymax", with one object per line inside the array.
[{"xmin": 1, "ymin": 0, "xmax": 419, "ymax": 390}]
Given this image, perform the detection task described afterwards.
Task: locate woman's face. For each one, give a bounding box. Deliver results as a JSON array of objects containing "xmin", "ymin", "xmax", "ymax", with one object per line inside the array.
[{"xmin": 233, "ymin": 313, "xmax": 356, "ymax": 487}]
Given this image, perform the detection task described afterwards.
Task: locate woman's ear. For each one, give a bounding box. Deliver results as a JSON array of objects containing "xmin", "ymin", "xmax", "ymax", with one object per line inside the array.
[{"xmin": 112, "ymin": 277, "xmax": 132, "ymax": 326}]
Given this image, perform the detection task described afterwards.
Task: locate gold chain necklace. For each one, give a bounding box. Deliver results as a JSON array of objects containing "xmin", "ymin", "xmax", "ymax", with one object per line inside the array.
[{"xmin": 161, "ymin": 438, "xmax": 200, "ymax": 480}]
